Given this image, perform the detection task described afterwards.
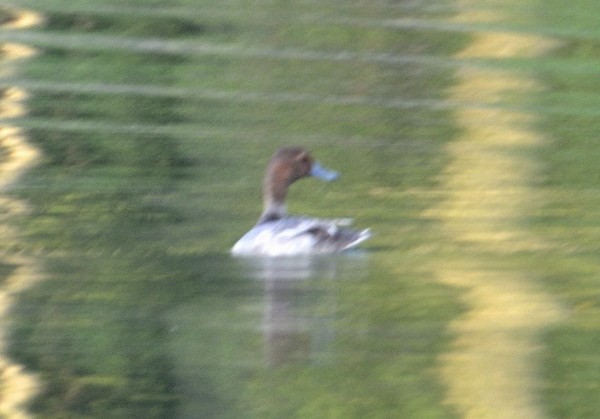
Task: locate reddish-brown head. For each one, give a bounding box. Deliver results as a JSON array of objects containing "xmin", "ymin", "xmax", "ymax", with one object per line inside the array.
[
  {"xmin": 268, "ymin": 146, "xmax": 314, "ymax": 185},
  {"xmin": 259, "ymin": 146, "xmax": 339, "ymax": 224}
]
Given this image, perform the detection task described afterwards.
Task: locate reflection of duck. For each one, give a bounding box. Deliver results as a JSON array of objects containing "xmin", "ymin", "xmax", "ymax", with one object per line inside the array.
[{"xmin": 232, "ymin": 146, "xmax": 371, "ymax": 256}]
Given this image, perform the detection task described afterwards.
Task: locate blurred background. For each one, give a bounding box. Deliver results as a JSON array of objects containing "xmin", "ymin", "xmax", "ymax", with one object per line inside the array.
[{"xmin": 1, "ymin": 0, "xmax": 599, "ymax": 418}]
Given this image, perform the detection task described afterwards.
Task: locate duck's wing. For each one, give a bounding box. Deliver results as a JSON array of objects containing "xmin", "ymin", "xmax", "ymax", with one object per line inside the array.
[{"xmin": 290, "ymin": 218, "xmax": 372, "ymax": 252}]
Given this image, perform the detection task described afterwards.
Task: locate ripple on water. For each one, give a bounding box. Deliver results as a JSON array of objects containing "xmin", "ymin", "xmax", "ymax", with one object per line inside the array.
[
  {"xmin": 0, "ymin": 8, "xmax": 44, "ymax": 419},
  {"xmin": 431, "ymin": 16, "xmax": 566, "ymax": 419}
]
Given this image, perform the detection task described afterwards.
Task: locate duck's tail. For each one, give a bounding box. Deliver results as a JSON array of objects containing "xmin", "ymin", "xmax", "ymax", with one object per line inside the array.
[{"xmin": 339, "ymin": 228, "xmax": 372, "ymax": 251}]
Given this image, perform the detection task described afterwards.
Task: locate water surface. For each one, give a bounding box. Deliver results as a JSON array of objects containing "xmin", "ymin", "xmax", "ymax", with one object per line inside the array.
[{"xmin": 2, "ymin": 0, "xmax": 600, "ymax": 418}]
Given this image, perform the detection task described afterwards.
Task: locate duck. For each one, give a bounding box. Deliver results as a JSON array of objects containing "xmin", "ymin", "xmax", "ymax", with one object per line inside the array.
[{"xmin": 231, "ymin": 146, "xmax": 371, "ymax": 257}]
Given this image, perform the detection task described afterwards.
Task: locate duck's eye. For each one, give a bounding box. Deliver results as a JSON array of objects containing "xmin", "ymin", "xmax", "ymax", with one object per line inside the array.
[{"xmin": 296, "ymin": 154, "xmax": 309, "ymax": 164}]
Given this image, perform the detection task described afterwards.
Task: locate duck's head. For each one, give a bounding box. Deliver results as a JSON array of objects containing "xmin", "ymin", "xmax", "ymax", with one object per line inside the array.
[
  {"xmin": 259, "ymin": 146, "xmax": 339, "ymax": 223},
  {"xmin": 268, "ymin": 146, "xmax": 339, "ymax": 184}
]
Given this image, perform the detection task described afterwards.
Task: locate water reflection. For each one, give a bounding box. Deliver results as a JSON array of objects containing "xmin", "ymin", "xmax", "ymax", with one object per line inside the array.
[
  {"xmin": 167, "ymin": 253, "xmax": 368, "ymax": 417},
  {"xmin": 237, "ymin": 254, "xmax": 368, "ymax": 367}
]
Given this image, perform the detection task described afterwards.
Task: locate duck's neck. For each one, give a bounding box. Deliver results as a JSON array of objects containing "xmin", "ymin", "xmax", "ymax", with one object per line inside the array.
[
  {"xmin": 258, "ymin": 201, "xmax": 287, "ymax": 224},
  {"xmin": 258, "ymin": 166, "xmax": 290, "ymax": 224}
]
